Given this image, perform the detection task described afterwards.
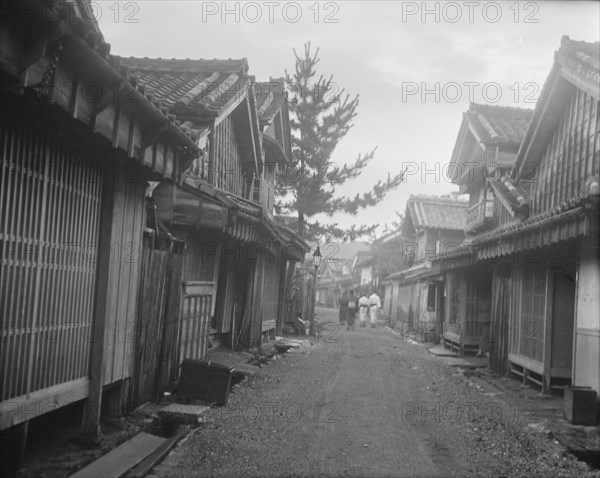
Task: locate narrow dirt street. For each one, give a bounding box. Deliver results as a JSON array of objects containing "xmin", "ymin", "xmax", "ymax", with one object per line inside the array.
[{"xmin": 153, "ymin": 308, "xmax": 596, "ymax": 478}]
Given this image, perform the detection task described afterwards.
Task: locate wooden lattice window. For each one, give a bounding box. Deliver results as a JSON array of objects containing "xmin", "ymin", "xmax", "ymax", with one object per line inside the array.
[{"xmin": 519, "ymin": 263, "xmax": 546, "ymax": 362}]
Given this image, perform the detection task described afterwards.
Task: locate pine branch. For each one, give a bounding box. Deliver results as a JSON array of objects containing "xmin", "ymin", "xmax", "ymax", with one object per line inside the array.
[{"xmin": 328, "ymin": 170, "xmax": 407, "ymax": 215}]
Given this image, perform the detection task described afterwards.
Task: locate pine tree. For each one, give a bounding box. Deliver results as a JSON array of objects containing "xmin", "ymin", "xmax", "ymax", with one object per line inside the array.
[{"xmin": 276, "ymin": 43, "xmax": 405, "ymax": 241}]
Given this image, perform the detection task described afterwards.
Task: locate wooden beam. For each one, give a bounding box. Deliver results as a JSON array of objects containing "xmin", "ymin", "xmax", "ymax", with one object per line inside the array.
[
  {"xmin": 0, "ymin": 378, "xmax": 89, "ymax": 431},
  {"xmin": 92, "ymin": 80, "xmax": 126, "ymax": 117},
  {"xmin": 80, "ymin": 161, "xmax": 116, "ymax": 440},
  {"xmin": 69, "ymin": 78, "xmax": 79, "ymax": 118},
  {"xmin": 127, "ymin": 118, "xmax": 136, "ymax": 157},
  {"xmin": 141, "ymin": 121, "xmax": 169, "ymax": 150},
  {"xmin": 542, "ymin": 261, "xmax": 553, "ymax": 394},
  {"xmin": 111, "ymin": 103, "xmax": 121, "ymax": 148},
  {"xmin": 246, "ymin": 98, "xmax": 260, "ymax": 173}
]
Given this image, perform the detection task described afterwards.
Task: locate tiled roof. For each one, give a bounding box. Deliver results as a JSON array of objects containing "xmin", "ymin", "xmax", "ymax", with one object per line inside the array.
[
  {"xmin": 113, "ymin": 57, "xmax": 252, "ymax": 120},
  {"xmin": 255, "ymin": 79, "xmax": 287, "ymax": 125},
  {"xmin": 489, "ymin": 176, "xmax": 529, "ymax": 215},
  {"xmin": 406, "ymin": 195, "xmax": 468, "ymax": 231},
  {"xmin": 514, "ymin": 37, "xmax": 599, "ymax": 178},
  {"xmin": 555, "ymin": 36, "xmax": 600, "ymax": 99},
  {"xmin": 465, "ymin": 103, "xmax": 533, "ymax": 146}
]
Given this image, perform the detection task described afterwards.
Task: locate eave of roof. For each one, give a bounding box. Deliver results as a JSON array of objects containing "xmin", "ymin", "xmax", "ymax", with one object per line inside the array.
[
  {"xmin": 112, "ymin": 56, "xmax": 252, "ymax": 121},
  {"xmin": 405, "ymin": 195, "xmax": 468, "ymax": 231},
  {"xmin": 514, "ymin": 37, "xmax": 599, "ymax": 179},
  {"xmin": 264, "ymin": 135, "xmax": 289, "ymax": 166},
  {"xmin": 2, "ymin": 1, "xmax": 200, "ymax": 160},
  {"xmin": 449, "ymin": 103, "xmax": 533, "ymax": 185}
]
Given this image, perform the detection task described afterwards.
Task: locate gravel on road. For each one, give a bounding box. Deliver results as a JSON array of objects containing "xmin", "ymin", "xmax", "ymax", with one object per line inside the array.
[{"xmin": 151, "ymin": 313, "xmax": 598, "ymax": 478}]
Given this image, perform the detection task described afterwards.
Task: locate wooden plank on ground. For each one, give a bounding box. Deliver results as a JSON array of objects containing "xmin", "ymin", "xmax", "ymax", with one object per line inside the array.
[
  {"xmin": 125, "ymin": 432, "xmax": 185, "ymax": 478},
  {"xmin": 70, "ymin": 433, "xmax": 166, "ymax": 478}
]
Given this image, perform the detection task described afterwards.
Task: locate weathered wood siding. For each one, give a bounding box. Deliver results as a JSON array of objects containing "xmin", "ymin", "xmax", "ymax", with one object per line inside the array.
[
  {"xmin": 573, "ymin": 239, "xmax": 600, "ymax": 394},
  {"xmin": 1, "ymin": 101, "xmax": 101, "ymax": 416},
  {"xmin": 130, "ymin": 234, "xmax": 169, "ymax": 405},
  {"xmin": 262, "ymin": 253, "xmax": 281, "ymax": 323},
  {"xmin": 179, "ymin": 282, "xmax": 213, "ymax": 361},
  {"xmin": 510, "ymin": 261, "xmax": 546, "ymax": 363},
  {"xmin": 171, "ymin": 227, "xmax": 220, "ymax": 319},
  {"xmin": 443, "ymin": 269, "xmax": 491, "ymax": 346},
  {"xmin": 210, "ymin": 116, "xmax": 245, "ymax": 197},
  {"xmin": 489, "ymin": 267, "xmax": 512, "ymax": 374},
  {"xmin": 102, "ymin": 162, "xmax": 146, "ymax": 386},
  {"xmin": 491, "ymin": 195, "xmax": 520, "ymax": 229},
  {"xmin": 527, "ymin": 88, "xmax": 600, "ymax": 215}
]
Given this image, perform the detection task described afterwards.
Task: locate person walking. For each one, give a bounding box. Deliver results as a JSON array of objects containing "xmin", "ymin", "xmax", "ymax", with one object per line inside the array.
[
  {"xmin": 346, "ymin": 290, "xmax": 357, "ymax": 331},
  {"xmin": 358, "ymin": 290, "xmax": 369, "ymax": 328},
  {"xmin": 338, "ymin": 291, "xmax": 348, "ymax": 326},
  {"xmin": 368, "ymin": 289, "xmax": 381, "ymax": 328}
]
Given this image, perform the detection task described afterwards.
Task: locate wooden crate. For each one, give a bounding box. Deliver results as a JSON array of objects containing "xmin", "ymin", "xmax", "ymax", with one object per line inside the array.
[
  {"xmin": 564, "ymin": 386, "xmax": 598, "ymax": 426},
  {"xmin": 178, "ymin": 360, "xmax": 233, "ymax": 405}
]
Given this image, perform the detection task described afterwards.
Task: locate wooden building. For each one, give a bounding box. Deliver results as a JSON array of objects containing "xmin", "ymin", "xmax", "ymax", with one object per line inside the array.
[
  {"xmin": 386, "ymin": 196, "xmax": 467, "ymax": 342},
  {"xmin": 437, "ymin": 37, "xmax": 599, "ymax": 397},
  {"xmin": 0, "ymin": 0, "xmax": 199, "ymax": 442},
  {"xmin": 440, "ymin": 104, "xmax": 532, "ymax": 354},
  {"xmin": 315, "ymin": 241, "xmax": 370, "ymax": 307},
  {"xmin": 114, "ymin": 57, "xmax": 308, "ymax": 355}
]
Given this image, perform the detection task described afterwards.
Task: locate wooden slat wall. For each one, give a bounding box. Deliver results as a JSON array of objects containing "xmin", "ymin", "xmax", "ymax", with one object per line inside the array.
[
  {"xmin": 511, "ymin": 261, "xmax": 546, "ymax": 363},
  {"xmin": 261, "ymin": 253, "xmax": 281, "ymax": 323},
  {"xmin": 159, "ymin": 243, "xmax": 184, "ymax": 391},
  {"xmin": 179, "ymin": 285, "xmax": 213, "ymax": 362},
  {"xmin": 489, "ymin": 268, "xmax": 512, "ymax": 374},
  {"xmin": 1, "ymin": 101, "xmax": 102, "ymax": 403},
  {"xmin": 102, "ymin": 162, "xmax": 146, "ymax": 386},
  {"xmin": 129, "ymin": 235, "xmax": 170, "ymax": 406},
  {"xmin": 491, "ymin": 196, "xmax": 518, "ymax": 229},
  {"xmin": 129, "ymin": 234, "xmax": 185, "ymax": 408},
  {"xmin": 211, "ymin": 116, "xmax": 244, "ymax": 197},
  {"xmin": 217, "ymin": 258, "xmax": 236, "ymax": 334},
  {"xmin": 529, "ymin": 89, "xmax": 599, "ymax": 215},
  {"xmin": 177, "ymin": 229, "xmax": 218, "ymax": 282}
]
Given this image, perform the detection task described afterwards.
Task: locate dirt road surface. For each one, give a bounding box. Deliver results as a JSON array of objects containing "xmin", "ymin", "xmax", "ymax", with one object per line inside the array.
[{"xmin": 152, "ymin": 307, "xmax": 595, "ymax": 478}]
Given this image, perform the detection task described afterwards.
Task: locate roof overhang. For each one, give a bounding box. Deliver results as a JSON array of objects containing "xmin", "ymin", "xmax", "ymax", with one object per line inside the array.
[{"xmin": 263, "ymin": 135, "xmax": 288, "ymax": 167}]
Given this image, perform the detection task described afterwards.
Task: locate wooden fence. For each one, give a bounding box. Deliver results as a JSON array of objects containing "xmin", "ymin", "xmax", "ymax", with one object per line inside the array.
[
  {"xmin": 129, "ymin": 233, "xmax": 184, "ymax": 408},
  {"xmin": 179, "ymin": 282, "xmax": 213, "ymax": 362},
  {"xmin": 1, "ymin": 103, "xmax": 102, "ymax": 416}
]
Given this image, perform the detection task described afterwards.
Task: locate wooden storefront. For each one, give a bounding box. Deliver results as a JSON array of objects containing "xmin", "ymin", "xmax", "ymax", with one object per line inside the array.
[
  {"xmin": 507, "ymin": 248, "xmax": 577, "ymax": 391},
  {"xmin": 443, "ymin": 266, "xmax": 492, "ymax": 355}
]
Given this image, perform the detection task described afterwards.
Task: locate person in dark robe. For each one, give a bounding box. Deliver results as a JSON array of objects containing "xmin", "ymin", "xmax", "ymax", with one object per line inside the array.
[
  {"xmin": 338, "ymin": 291, "xmax": 348, "ymax": 325},
  {"xmin": 346, "ymin": 290, "xmax": 357, "ymax": 331}
]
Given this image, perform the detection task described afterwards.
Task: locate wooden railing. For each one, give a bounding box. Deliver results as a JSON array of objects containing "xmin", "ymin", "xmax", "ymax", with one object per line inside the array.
[{"xmin": 466, "ymin": 199, "xmax": 493, "ymax": 230}]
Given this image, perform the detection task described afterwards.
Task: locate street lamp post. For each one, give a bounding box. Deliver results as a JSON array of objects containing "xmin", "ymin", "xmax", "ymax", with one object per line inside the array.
[{"xmin": 310, "ymin": 244, "xmax": 322, "ymax": 338}]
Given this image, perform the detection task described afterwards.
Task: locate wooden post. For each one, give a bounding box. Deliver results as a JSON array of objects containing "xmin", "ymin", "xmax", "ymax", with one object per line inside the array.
[
  {"xmin": 542, "ymin": 261, "xmax": 554, "ymax": 394},
  {"xmin": 80, "ymin": 161, "xmax": 116, "ymax": 441},
  {"xmin": 283, "ymin": 261, "xmax": 297, "ymax": 331},
  {"xmin": 251, "ymin": 254, "xmax": 265, "ymax": 347},
  {"xmin": 275, "ymin": 258, "xmax": 286, "ymax": 336}
]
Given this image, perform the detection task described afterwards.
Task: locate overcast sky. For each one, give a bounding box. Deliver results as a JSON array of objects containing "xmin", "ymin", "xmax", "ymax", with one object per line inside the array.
[{"xmin": 97, "ymin": 1, "xmax": 599, "ymax": 236}]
